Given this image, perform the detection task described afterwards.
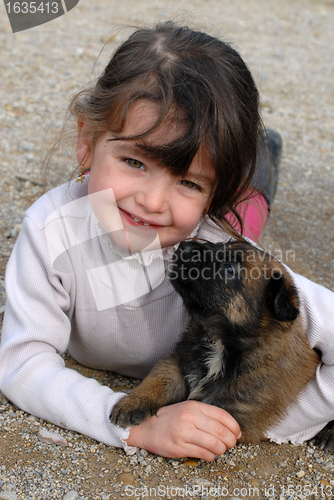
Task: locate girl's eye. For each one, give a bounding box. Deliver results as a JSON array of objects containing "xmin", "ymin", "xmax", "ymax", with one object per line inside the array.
[
  {"xmin": 179, "ymin": 179, "xmax": 200, "ymax": 190},
  {"xmin": 126, "ymin": 158, "xmax": 144, "ymax": 169}
]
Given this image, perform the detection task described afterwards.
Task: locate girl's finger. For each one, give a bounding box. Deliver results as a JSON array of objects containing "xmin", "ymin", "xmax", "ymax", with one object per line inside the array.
[
  {"xmin": 191, "ymin": 417, "xmax": 238, "ymax": 452},
  {"xmin": 198, "ymin": 402, "xmax": 242, "ymax": 439}
]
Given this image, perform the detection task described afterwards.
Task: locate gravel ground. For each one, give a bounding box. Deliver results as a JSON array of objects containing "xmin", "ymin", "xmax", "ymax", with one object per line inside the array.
[{"xmin": 0, "ymin": 0, "xmax": 334, "ymax": 499}]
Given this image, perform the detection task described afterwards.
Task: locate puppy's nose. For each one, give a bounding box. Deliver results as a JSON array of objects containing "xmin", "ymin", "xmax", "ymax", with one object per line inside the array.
[
  {"xmin": 178, "ymin": 241, "xmax": 193, "ymax": 261},
  {"xmin": 178, "ymin": 241, "xmax": 193, "ymax": 253}
]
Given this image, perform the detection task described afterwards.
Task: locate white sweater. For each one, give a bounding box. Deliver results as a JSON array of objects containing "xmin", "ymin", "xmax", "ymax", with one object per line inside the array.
[{"xmin": 0, "ymin": 178, "xmax": 333, "ymax": 450}]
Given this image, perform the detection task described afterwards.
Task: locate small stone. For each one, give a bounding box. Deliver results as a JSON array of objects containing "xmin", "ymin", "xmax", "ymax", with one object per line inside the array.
[
  {"xmin": 144, "ymin": 465, "xmax": 152, "ymax": 474},
  {"xmin": 19, "ymin": 141, "xmax": 34, "ymax": 151},
  {"xmin": 226, "ymin": 459, "xmax": 236, "ymax": 466},
  {"xmin": 37, "ymin": 428, "xmax": 67, "ymax": 446},
  {"xmin": 190, "ymin": 478, "xmax": 214, "ymax": 488},
  {"xmin": 26, "ymin": 415, "xmax": 38, "ymax": 422},
  {"xmin": 320, "ymin": 479, "xmax": 329, "ymax": 487},
  {"xmin": 0, "ymin": 493, "xmax": 18, "ymax": 500},
  {"xmin": 0, "ymin": 391, "xmax": 8, "ymax": 404},
  {"xmin": 63, "ymin": 492, "xmax": 78, "ymax": 500},
  {"xmin": 296, "ymin": 470, "xmax": 305, "ymax": 478},
  {"xmin": 117, "ymin": 472, "xmax": 135, "ymax": 485},
  {"xmin": 184, "ymin": 459, "xmax": 200, "ymax": 467}
]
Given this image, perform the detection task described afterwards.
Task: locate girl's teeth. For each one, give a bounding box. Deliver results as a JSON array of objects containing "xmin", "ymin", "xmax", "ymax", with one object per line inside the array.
[{"xmin": 131, "ymin": 215, "xmax": 151, "ymax": 226}]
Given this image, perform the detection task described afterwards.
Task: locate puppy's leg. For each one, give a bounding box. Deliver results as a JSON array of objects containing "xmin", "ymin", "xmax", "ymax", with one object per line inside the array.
[
  {"xmin": 110, "ymin": 356, "xmax": 187, "ymax": 427},
  {"xmin": 312, "ymin": 421, "xmax": 334, "ymax": 452}
]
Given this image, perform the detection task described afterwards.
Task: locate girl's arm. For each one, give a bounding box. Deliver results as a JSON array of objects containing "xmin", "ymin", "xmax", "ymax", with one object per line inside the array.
[
  {"xmin": 0, "ymin": 214, "xmax": 132, "ymax": 449},
  {"xmin": 265, "ymin": 273, "xmax": 334, "ymax": 444}
]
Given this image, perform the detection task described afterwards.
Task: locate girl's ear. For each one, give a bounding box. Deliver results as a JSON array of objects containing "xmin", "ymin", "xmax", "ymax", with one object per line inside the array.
[{"xmin": 77, "ymin": 118, "xmax": 93, "ymax": 166}]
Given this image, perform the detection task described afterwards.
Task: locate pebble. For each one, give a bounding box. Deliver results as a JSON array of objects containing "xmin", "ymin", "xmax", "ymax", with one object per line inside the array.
[
  {"xmin": 37, "ymin": 428, "xmax": 68, "ymax": 446},
  {"xmin": 190, "ymin": 478, "xmax": 214, "ymax": 488},
  {"xmin": 0, "ymin": 392, "xmax": 8, "ymax": 404},
  {"xmin": 63, "ymin": 492, "xmax": 78, "ymax": 500},
  {"xmin": 26, "ymin": 415, "xmax": 38, "ymax": 422},
  {"xmin": 0, "ymin": 493, "xmax": 18, "ymax": 500},
  {"xmin": 19, "ymin": 140, "xmax": 35, "ymax": 151},
  {"xmin": 117, "ymin": 472, "xmax": 136, "ymax": 485},
  {"xmin": 184, "ymin": 459, "xmax": 200, "ymax": 467}
]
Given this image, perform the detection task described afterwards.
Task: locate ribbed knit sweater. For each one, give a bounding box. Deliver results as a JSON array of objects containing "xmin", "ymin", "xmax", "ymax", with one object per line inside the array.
[{"xmin": 0, "ymin": 178, "xmax": 333, "ymax": 450}]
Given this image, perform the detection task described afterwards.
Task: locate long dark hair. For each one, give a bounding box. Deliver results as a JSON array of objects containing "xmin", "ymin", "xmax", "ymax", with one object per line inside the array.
[{"xmin": 70, "ymin": 21, "xmax": 264, "ymax": 238}]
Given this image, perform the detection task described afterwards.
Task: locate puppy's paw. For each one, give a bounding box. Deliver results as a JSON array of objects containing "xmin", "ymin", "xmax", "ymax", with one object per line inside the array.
[
  {"xmin": 313, "ymin": 421, "xmax": 334, "ymax": 452},
  {"xmin": 110, "ymin": 395, "xmax": 158, "ymax": 427}
]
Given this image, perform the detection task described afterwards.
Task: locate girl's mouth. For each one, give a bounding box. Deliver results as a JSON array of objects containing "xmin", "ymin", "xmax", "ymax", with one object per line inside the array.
[{"xmin": 118, "ymin": 208, "xmax": 163, "ymax": 230}]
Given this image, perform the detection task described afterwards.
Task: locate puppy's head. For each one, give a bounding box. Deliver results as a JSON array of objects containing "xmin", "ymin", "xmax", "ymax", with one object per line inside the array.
[{"xmin": 169, "ymin": 240, "xmax": 299, "ymax": 327}]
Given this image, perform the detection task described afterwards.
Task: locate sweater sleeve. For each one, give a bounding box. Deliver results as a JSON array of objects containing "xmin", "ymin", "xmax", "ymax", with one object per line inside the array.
[
  {"xmin": 265, "ymin": 272, "xmax": 334, "ymax": 444},
  {"xmin": 0, "ymin": 215, "xmax": 133, "ymax": 450}
]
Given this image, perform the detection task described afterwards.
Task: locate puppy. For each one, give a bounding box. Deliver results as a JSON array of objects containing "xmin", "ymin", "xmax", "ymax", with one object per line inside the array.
[{"xmin": 110, "ymin": 240, "xmax": 319, "ymax": 443}]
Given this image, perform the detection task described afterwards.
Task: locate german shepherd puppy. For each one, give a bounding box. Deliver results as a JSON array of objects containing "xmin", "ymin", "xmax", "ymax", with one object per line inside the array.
[{"xmin": 110, "ymin": 240, "xmax": 320, "ymax": 443}]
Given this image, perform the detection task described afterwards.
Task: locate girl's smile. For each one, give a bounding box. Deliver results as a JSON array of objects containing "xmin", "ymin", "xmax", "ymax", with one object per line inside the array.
[
  {"xmin": 118, "ymin": 207, "xmax": 165, "ymax": 230},
  {"xmin": 78, "ymin": 100, "xmax": 216, "ymax": 252}
]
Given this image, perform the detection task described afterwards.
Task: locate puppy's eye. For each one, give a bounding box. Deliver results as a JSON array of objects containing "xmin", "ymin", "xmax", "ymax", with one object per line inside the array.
[{"xmin": 225, "ymin": 263, "xmax": 235, "ymax": 278}]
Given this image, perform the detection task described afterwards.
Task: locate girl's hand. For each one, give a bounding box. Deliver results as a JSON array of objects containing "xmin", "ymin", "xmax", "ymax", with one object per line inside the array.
[{"xmin": 125, "ymin": 400, "xmax": 241, "ymax": 461}]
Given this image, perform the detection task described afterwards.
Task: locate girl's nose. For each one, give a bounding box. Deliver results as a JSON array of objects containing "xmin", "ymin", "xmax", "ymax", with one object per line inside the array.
[{"xmin": 136, "ymin": 177, "xmax": 170, "ymax": 214}]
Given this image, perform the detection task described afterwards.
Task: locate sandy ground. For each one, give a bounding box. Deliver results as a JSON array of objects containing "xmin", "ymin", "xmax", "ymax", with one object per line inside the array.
[{"xmin": 0, "ymin": 0, "xmax": 333, "ymax": 498}]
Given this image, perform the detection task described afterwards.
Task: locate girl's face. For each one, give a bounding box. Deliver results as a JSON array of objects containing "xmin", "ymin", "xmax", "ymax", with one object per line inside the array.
[{"xmin": 78, "ymin": 100, "xmax": 216, "ymax": 252}]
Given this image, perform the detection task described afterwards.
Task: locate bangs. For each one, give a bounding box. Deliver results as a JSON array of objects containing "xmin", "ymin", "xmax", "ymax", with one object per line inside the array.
[
  {"xmin": 109, "ymin": 117, "xmax": 205, "ymax": 177},
  {"xmin": 104, "ymin": 80, "xmax": 216, "ymax": 178}
]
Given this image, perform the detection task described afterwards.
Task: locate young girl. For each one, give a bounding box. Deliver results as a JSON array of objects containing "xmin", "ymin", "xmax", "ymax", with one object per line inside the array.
[{"xmin": 0, "ymin": 22, "xmax": 333, "ymax": 461}]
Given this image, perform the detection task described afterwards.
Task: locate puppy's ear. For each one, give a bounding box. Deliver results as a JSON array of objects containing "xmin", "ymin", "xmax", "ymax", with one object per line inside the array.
[{"xmin": 266, "ymin": 272, "xmax": 299, "ymax": 322}]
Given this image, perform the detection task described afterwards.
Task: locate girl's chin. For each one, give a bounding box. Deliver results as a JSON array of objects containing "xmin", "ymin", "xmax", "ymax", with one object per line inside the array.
[{"xmin": 111, "ymin": 225, "xmax": 162, "ymax": 253}]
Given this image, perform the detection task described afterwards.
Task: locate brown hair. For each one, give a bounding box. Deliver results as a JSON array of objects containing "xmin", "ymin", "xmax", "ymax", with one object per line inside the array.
[{"xmin": 70, "ymin": 21, "xmax": 264, "ymax": 238}]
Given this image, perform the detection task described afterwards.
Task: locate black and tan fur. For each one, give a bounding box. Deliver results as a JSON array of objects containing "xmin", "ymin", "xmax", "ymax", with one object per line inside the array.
[{"xmin": 110, "ymin": 240, "xmax": 320, "ymax": 443}]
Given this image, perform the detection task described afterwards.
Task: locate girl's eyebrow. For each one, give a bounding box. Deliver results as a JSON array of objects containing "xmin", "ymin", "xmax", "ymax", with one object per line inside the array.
[
  {"xmin": 108, "ymin": 140, "xmax": 145, "ymax": 156},
  {"xmin": 109, "ymin": 139, "xmax": 215, "ymax": 185}
]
